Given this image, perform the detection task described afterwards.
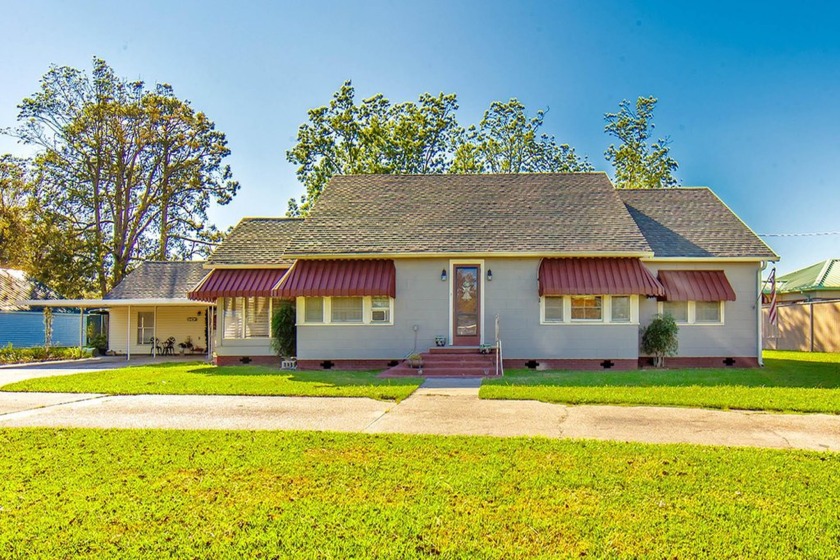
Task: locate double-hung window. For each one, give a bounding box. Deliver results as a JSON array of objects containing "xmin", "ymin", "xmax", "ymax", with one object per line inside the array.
[
  {"xmin": 659, "ymin": 301, "xmax": 724, "ymax": 324},
  {"xmin": 137, "ymin": 312, "xmax": 154, "ymax": 345},
  {"xmin": 541, "ymin": 295, "xmax": 636, "ymax": 324},
  {"xmin": 571, "ymin": 296, "xmax": 602, "ymax": 321},
  {"xmin": 300, "ymin": 296, "xmax": 394, "ymax": 325},
  {"xmin": 223, "ymin": 297, "xmax": 271, "ymax": 338}
]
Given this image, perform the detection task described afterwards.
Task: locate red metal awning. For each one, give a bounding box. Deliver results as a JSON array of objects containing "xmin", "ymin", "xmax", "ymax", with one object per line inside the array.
[
  {"xmin": 273, "ymin": 259, "xmax": 396, "ymax": 298},
  {"xmin": 539, "ymin": 258, "xmax": 664, "ymax": 297},
  {"xmin": 188, "ymin": 268, "xmax": 289, "ymax": 302},
  {"xmin": 658, "ymin": 270, "xmax": 736, "ymax": 301}
]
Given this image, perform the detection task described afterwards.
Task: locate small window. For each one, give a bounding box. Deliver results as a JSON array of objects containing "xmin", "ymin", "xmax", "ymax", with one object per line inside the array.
[
  {"xmin": 331, "ymin": 297, "xmax": 363, "ymax": 323},
  {"xmin": 695, "ymin": 301, "xmax": 722, "ymax": 323},
  {"xmin": 544, "ymin": 297, "xmax": 564, "ymax": 322},
  {"xmin": 371, "ymin": 296, "xmax": 391, "ymax": 323},
  {"xmin": 304, "ymin": 297, "xmax": 324, "ymax": 323},
  {"xmin": 611, "ymin": 296, "xmax": 631, "ymax": 322},
  {"xmin": 571, "ymin": 296, "xmax": 602, "ymax": 321},
  {"xmin": 662, "ymin": 301, "xmax": 688, "ymax": 323},
  {"xmin": 245, "ymin": 297, "xmax": 270, "ymax": 338},
  {"xmin": 137, "ymin": 312, "xmax": 154, "ymax": 345}
]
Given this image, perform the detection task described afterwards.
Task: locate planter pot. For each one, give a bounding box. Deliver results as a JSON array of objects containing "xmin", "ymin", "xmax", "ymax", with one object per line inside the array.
[
  {"xmin": 434, "ymin": 336, "xmax": 447, "ymax": 347},
  {"xmin": 407, "ymin": 359, "xmax": 423, "ymax": 368}
]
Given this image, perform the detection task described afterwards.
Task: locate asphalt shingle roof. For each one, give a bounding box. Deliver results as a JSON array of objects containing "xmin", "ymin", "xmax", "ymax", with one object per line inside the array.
[
  {"xmin": 284, "ymin": 173, "xmax": 653, "ymax": 256},
  {"xmin": 208, "ymin": 218, "xmax": 303, "ymax": 266},
  {"xmin": 105, "ymin": 262, "xmax": 209, "ymax": 300},
  {"xmin": 0, "ymin": 268, "xmax": 58, "ymax": 311},
  {"xmin": 618, "ymin": 188, "xmax": 778, "ymax": 259}
]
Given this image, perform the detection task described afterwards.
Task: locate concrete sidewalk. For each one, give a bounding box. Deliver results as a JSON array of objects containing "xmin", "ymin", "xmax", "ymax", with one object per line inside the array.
[{"xmin": 0, "ymin": 378, "xmax": 837, "ymax": 451}]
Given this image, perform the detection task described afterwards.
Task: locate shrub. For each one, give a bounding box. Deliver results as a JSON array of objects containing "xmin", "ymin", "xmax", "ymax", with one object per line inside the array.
[
  {"xmin": 641, "ymin": 313, "xmax": 679, "ymax": 367},
  {"xmin": 0, "ymin": 344, "xmax": 92, "ymax": 365},
  {"xmin": 271, "ymin": 301, "xmax": 297, "ymax": 358}
]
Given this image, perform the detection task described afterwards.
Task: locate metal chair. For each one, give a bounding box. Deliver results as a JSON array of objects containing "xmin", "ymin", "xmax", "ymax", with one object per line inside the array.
[
  {"xmin": 149, "ymin": 337, "xmax": 162, "ymax": 356},
  {"xmin": 163, "ymin": 337, "xmax": 176, "ymax": 356}
]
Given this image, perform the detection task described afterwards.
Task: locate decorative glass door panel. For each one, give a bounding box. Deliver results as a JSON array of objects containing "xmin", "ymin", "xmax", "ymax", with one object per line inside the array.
[{"xmin": 453, "ymin": 265, "xmax": 481, "ymax": 346}]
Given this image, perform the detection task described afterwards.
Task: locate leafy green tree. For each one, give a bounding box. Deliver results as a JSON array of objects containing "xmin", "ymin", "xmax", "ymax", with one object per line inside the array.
[
  {"xmin": 451, "ymin": 99, "xmax": 593, "ymax": 174},
  {"xmin": 0, "ymin": 155, "xmax": 31, "ymax": 268},
  {"xmin": 6, "ymin": 58, "xmax": 238, "ymax": 296},
  {"xmin": 286, "ymin": 81, "xmax": 461, "ymax": 215},
  {"xmin": 604, "ymin": 96, "xmax": 679, "ymax": 189}
]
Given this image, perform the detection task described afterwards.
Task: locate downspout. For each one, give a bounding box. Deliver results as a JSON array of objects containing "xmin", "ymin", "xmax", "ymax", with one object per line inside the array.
[
  {"xmin": 757, "ymin": 261, "xmax": 768, "ymax": 366},
  {"xmin": 79, "ymin": 308, "xmax": 84, "ymax": 351}
]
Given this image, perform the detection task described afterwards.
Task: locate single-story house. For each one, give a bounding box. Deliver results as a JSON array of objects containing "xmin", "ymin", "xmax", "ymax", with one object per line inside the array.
[
  {"xmin": 189, "ymin": 173, "xmax": 778, "ymax": 371},
  {"xmin": 763, "ymin": 259, "xmax": 840, "ymax": 352},
  {"xmin": 26, "ymin": 261, "xmax": 213, "ymax": 358}
]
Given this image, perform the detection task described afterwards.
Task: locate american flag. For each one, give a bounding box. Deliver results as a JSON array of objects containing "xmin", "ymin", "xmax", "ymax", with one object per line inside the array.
[{"xmin": 768, "ymin": 268, "xmax": 778, "ymax": 326}]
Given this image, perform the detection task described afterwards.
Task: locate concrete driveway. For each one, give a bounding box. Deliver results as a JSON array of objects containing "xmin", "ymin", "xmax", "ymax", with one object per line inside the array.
[
  {"xmin": 0, "ymin": 377, "xmax": 837, "ymax": 451},
  {"xmin": 0, "ymin": 356, "xmax": 201, "ymax": 385}
]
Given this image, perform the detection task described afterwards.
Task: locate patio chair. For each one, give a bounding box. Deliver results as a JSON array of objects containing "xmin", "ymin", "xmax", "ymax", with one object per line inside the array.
[
  {"xmin": 148, "ymin": 337, "xmax": 162, "ymax": 356},
  {"xmin": 163, "ymin": 337, "xmax": 176, "ymax": 356}
]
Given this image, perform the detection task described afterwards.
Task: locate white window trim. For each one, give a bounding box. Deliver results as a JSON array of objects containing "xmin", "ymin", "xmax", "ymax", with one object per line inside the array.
[
  {"xmin": 137, "ymin": 311, "xmax": 155, "ymax": 345},
  {"xmin": 658, "ymin": 300, "xmax": 725, "ymax": 325},
  {"xmin": 297, "ymin": 296, "xmax": 394, "ymax": 326},
  {"xmin": 222, "ymin": 297, "xmax": 274, "ymax": 340},
  {"xmin": 540, "ymin": 295, "xmax": 639, "ymax": 325}
]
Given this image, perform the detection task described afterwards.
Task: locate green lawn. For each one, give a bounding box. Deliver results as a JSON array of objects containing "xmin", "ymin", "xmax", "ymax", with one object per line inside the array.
[
  {"xmin": 0, "ymin": 362, "xmax": 420, "ymax": 402},
  {"xmin": 1, "ymin": 429, "xmax": 837, "ymax": 558},
  {"xmin": 481, "ymin": 351, "xmax": 840, "ymax": 413}
]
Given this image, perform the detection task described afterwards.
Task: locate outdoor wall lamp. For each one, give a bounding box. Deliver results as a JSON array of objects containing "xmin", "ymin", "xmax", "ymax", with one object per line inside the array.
[
  {"xmin": 487, "ymin": 269, "xmax": 493, "ymax": 281},
  {"xmin": 440, "ymin": 269, "xmax": 447, "ymax": 281}
]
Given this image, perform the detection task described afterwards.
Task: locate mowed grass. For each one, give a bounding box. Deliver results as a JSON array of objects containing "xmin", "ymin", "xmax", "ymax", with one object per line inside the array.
[
  {"xmin": 1, "ymin": 429, "xmax": 837, "ymax": 558},
  {"xmin": 481, "ymin": 351, "xmax": 840, "ymax": 413},
  {"xmin": 0, "ymin": 362, "xmax": 419, "ymax": 401}
]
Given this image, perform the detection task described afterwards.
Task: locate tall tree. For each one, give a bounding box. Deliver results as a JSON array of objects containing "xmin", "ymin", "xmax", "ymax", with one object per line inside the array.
[
  {"xmin": 287, "ymin": 86, "xmax": 594, "ymax": 214},
  {"xmin": 604, "ymin": 96, "xmax": 679, "ymax": 189},
  {"xmin": 0, "ymin": 155, "xmax": 31, "ymax": 268},
  {"xmin": 451, "ymin": 99, "xmax": 593, "ymax": 174},
  {"xmin": 286, "ymin": 81, "xmax": 461, "ymax": 215},
  {"xmin": 7, "ymin": 58, "xmax": 238, "ymax": 296}
]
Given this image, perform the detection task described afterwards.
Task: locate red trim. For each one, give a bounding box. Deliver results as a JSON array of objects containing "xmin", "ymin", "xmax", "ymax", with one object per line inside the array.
[
  {"xmin": 273, "ymin": 259, "xmax": 396, "ymax": 298},
  {"xmin": 214, "ymin": 355, "xmax": 282, "ymax": 367},
  {"xmin": 297, "ymin": 359, "xmax": 395, "ymax": 371},
  {"xmin": 189, "ymin": 269, "xmax": 288, "ymax": 301},
  {"xmin": 539, "ymin": 258, "xmax": 664, "ymax": 297},
  {"xmin": 638, "ymin": 356, "xmax": 759, "ymax": 368},
  {"xmin": 658, "ymin": 270, "xmax": 736, "ymax": 302},
  {"xmin": 503, "ymin": 359, "xmax": 638, "ymax": 371}
]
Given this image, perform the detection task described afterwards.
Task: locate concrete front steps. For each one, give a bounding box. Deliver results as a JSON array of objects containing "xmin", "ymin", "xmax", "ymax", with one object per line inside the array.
[{"xmin": 380, "ymin": 347, "xmax": 500, "ymax": 378}]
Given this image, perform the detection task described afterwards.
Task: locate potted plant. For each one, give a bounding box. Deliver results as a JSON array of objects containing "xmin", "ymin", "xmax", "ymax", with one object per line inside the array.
[
  {"xmin": 405, "ymin": 352, "xmax": 423, "ymax": 368},
  {"xmin": 435, "ymin": 335, "xmax": 447, "ymax": 347},
  {"xmin": 178, "ymin": 336, "xmax": 194, "ymax": 355}
]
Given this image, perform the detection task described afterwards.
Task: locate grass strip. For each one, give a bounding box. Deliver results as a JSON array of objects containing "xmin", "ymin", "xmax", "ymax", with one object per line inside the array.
[
  {"xmin": 0, "ymin": 428, "xmax": 837, "ymax": 558},
  {"xmin": 481, "ymin": 351, "xmax": 840, "ymax": 413},
  {"xmin": 0, "ymin": 361, "xmax": 420, "ymax": 402}
]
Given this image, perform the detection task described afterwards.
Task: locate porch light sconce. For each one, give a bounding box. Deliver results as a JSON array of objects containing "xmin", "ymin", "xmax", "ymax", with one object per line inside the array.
[
  {"xmin": 441, "ymin": 269, "xmax": 447, "ymax": 282},
  {"xmin": 487, "ymin": 269, "xmax": 493, "ymax": 281},
  {"xmin": 196, "ymin": 310, "xmax": 202, "ymax": 316}
]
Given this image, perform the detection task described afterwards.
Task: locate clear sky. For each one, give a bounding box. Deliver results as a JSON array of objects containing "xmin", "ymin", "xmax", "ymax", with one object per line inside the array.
[{"xmin": 1, "ymin": 0, "xmax": 837, "ymax": 274}]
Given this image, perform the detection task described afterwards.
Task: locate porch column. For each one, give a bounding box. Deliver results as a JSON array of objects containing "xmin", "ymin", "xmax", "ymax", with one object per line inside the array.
[
  {"xmin": 78, "ymin": 308, "xmax": 84, "ymax": 350},
  {"xmin": 206, "ymin": 305, "xmax": 212, "ymax": 360},
  {"xmin": 153, "ymin": 306, "xmax": 157, "ymax": 357},
  {"xmin": 126, "ymin": 304, "xmax": 131, "ymax": 361}
]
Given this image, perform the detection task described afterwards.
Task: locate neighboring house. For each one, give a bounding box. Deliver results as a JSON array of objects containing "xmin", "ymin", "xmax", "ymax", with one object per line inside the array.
[
  {"xmin": 192, "ymin": 173, "xmax": 777, "ymax": 370},
  {"xmin": 0, "ymin": 268, "xmax": 83, "ymax": 347},
  {"xmin": 763, "ymin": 259, "xmax": 840, "ymax": 352},
  {"xmin": 26, "ymin": 262, "xmax": 213, "ymax": 357}
]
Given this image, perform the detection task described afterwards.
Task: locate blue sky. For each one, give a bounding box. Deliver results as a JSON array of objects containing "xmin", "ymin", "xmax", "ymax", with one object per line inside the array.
[{"xmin": 1, "ymin": 0, "xmax": 837, "ymax": 274}]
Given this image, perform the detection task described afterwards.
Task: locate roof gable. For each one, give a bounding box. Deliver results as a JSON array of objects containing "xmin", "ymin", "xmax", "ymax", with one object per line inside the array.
[
  {"xmin": 284, "ymin": 173, "xmax": 652, "ymax": 256},
  {"xmin": 618, "ymin": 188, "xmax": 778, "ymax": 259},
  {"xmin": 207, "ymin": 218, "xmax": 303, "ymax": 266},
  {"xmin": 105, "ymin": 262, "xmax": 209, "ymax": 300}
]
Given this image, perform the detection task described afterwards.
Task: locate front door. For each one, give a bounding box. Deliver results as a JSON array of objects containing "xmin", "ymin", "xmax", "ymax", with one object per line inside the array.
[{"xmin": 452, "ymin": 265, "xmax": 481, "ymax": 346}]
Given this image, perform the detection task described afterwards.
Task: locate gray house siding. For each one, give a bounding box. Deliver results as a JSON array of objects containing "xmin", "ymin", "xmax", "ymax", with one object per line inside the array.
[
  {"xmin": 640, "ymin": 261, "xmax": 761, "ymax": 358},
  {"xmin": 222, "ymin": 258, "xmax": 761, "ymax": 364}
]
